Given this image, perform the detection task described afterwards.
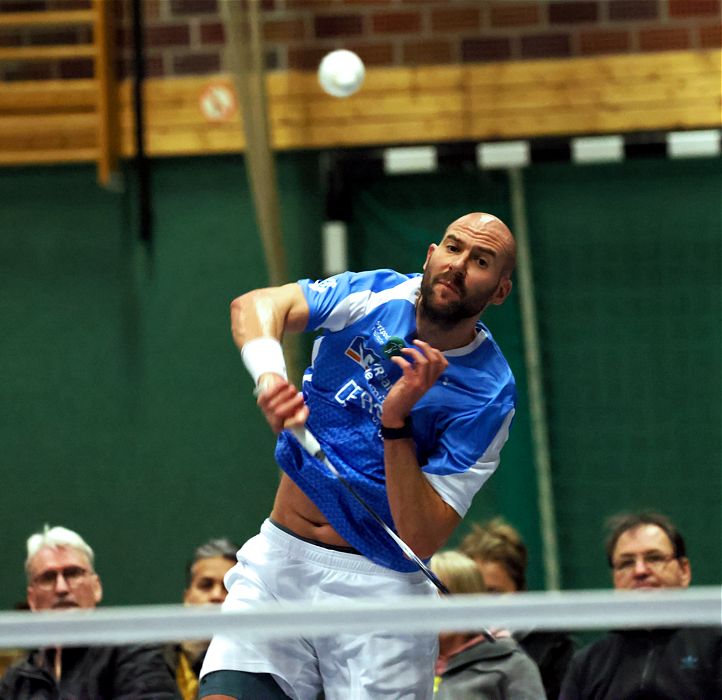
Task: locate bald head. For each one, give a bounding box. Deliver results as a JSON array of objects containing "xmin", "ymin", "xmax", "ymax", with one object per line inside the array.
[{"xmin": 446, "ymin": 213, "xmax": 516, "ymax": 278}]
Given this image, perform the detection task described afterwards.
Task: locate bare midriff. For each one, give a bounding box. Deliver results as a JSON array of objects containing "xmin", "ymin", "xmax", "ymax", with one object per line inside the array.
[{"xmin": 270, "ymin": 473, "xmax": 351, "ymax": 548}]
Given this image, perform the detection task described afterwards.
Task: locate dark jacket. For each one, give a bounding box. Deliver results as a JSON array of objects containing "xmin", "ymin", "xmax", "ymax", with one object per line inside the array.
[
  {"xmin": 435, "ymin": 636, "xmax": 546, "ymax": 699},
  {"xmin": 0, "ymin": 644, "xmax": 179, "ymax": 699},
  {"xmin": 515, "ymin": 629, "xmax": 576, "ymax": 699},
  {"xmin": 559, "ymin": 627, "xmax": 722, "ymax": 700}
]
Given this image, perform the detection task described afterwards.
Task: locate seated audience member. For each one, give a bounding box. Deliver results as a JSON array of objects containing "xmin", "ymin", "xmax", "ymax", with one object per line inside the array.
[
  {"xmin": 431, "ymin": 550, "xmax": 545, "ymax": 699},
  {"xmin": 170, "ymin": 537, "xmax": 238, "ymax": 700},
  {"xmin": 560, "ymin": 511, "xmax": 722, "ymax": 699},
  {"xmin": 0, "ymin": 525, "xmax": 177, "ymax": 699},
  {"xmin": 460, "ymin": 518, "xmax": 575, "ymax": 699}
]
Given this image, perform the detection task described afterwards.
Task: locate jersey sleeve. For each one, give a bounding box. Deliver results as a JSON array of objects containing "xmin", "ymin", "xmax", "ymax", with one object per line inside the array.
[
  {"xmin": 299, "ymin": 269, "xmax": 413, "ymax": 332},
  {"xmin": 422, "ymin": 404, "xmax": 515, "ymax": 518}
]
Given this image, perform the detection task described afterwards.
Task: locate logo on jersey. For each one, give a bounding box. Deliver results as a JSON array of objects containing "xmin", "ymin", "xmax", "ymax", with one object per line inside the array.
[
  {"xmin": 308, "ymin": 277, "xmax": 337, "ymax": 293},
  {"xmin": 345, "ymin": 336, "xmax": 381, "ymax": 369}
]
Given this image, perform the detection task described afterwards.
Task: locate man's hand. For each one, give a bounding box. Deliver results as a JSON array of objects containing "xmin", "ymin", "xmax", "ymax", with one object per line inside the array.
[
  {"xmin": 382, "ymin": 339, "xmax": 448, "ymax": 427},
  {"xmin": 255, "ymin": 372, "xmax": 309, "ymax": 434}
]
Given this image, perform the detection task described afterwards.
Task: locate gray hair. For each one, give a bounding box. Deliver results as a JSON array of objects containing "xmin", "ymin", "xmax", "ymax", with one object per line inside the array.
[
  {"xmin": 186, "ymin": 537, "xmax": 238, "ymax": 586},
  {"xmin": 25, "ymin": 525, "xmax": 95, "ymax": 580}
]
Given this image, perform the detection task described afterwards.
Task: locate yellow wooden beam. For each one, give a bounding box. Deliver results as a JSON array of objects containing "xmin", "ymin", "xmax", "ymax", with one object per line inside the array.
[{"xmin": 0, "ymin": 10, "xmax": 94, "ymax": 27}]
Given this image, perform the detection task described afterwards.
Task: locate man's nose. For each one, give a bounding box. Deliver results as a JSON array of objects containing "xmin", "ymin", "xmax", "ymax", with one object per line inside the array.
[
  {"xmin": 209, "ymin": 583, "xmax": 227, "ymax": 603},
  {"xmin": 54, "ymin": 573, "xmax": 70, "ymax": 593},
  {"xmin": 633, "ymin": 557, "xmax": 650, "ymax": 575},
  {"xmin": 448, "ymin": 254, "xmax": 467, "ymax": 273}
]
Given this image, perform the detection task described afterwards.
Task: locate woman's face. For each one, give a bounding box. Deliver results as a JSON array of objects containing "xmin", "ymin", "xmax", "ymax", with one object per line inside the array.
[{"xmin": 475, "ymin": 559, "xmax": 518, "ymax": 593}]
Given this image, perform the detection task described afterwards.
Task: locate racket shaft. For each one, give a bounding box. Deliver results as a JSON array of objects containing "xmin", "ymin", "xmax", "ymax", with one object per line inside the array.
[{"xmin": 289, "ymin": 427, "xmax": 494, "ymax": 641}]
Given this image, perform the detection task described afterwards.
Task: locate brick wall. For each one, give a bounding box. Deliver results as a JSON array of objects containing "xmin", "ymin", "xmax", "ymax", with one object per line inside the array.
[{"xmin": 0, "ymin": 0, "xmax": 720, "ymax": 81}]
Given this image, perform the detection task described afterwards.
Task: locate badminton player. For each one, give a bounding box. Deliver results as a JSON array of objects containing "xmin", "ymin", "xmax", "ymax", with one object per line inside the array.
[{"xmin": 200, "ymin": 212, "xmax": 517, "ymax": 700}]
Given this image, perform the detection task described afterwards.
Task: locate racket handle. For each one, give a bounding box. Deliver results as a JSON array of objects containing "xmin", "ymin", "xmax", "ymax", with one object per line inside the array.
[{"xmin": 290, "ymin": 426, "xmax": 323, "ymax": 459}]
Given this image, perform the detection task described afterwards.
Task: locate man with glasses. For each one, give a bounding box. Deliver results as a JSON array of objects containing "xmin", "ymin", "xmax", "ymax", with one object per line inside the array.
[
  {"xmin": 0, "ymin": 525, "xmax": 178, "ymax": 699},
  {"xmin": 559, "ymin": 512, "xmax": 722, "ymax": 699}
]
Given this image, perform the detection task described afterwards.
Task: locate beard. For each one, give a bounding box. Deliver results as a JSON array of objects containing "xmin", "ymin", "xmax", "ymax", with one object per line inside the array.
[{"xmin": 418, "ymin": 268, "xmax": 490, "ymax": 327}]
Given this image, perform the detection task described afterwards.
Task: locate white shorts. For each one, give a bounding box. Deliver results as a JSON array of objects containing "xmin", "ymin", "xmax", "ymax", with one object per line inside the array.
[{"xmin": 200, "ymin": 519, "xmax": 438, "ymax": 700}]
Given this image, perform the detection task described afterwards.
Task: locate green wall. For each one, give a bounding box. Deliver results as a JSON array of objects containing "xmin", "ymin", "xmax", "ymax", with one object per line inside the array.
[
  {"xmin": 1, "ymin": 152, "xmax": 719, "ymax": 610},
  {"xmin": 0, "ymin": 154, "xmax": 324, "ymax": 607}
]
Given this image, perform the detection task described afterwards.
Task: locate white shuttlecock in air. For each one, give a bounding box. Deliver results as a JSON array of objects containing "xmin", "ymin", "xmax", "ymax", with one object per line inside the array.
[{"xmin": 318, "ymin": 49, "xmax": 365, "ymax": 98}]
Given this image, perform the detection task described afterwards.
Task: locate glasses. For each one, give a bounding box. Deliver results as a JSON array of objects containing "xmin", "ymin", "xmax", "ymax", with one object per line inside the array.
[
  {"xmin": 612, "ymin": 553, "xmax": 677, "ymax": 574},
  {"xmin": 31, "ymin": 566, "xmax": 90, "ymax": 590}
]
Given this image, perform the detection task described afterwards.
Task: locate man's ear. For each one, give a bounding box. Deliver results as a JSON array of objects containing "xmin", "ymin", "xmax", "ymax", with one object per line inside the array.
[
  {"xmin": 27, "ymin": 587, "xmax": 36, "ymax": 612},
  {"xmin": 679, "ymin": 557, "xmax": 692, "ymax": 588},
  {"xmin": 423, "ymin": 244, "xmax": 437, "ymax": 270},
  {"xmin": 92, "ymin": 575, "xmax": 103, "ymax": 605},
  {"xmin": 490, "ymin": 277, "xmax": 512, "ymax": 306}
]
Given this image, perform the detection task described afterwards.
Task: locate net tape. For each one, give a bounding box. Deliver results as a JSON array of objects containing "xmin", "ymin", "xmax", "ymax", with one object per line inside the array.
[{"xmin": 0, "ymin": 587, "xmax": 719, "ymax": 648}]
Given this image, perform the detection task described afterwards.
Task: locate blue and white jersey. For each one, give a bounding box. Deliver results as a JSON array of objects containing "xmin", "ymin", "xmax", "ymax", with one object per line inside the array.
[{"xmin": 275, "ymin": 269, "xmax": 516, "ymax": 572}]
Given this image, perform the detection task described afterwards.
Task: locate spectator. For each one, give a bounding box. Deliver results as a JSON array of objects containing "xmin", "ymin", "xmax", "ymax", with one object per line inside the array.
[
  {"xmin": 431, "ymin": 550, "xmax": 545, "ymax": 699},
  {"xmin": 0, "ymin": 525, "xmax": 177, "ymax": 699},
  {"xmin": 170, "ymin": 538, "xmax": 238, "ymax": 700},
  {"xmin": 460, "ymin": 518, "xmax": 575, "ymax": 698},
  {"xmin": 560, "ymin": 511, "xmax": 722, "ymax": 699}
]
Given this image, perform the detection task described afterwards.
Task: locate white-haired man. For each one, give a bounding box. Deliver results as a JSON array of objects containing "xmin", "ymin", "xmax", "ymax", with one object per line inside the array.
[{"xmin": 0, "ymin": 525, "xmax": 178, "ymax": 699}]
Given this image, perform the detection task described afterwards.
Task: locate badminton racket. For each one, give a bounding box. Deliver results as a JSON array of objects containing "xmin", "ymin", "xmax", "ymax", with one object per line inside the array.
[{"xmin": 290, "ymin": 426, "xmax": 496, "ymax": 642}]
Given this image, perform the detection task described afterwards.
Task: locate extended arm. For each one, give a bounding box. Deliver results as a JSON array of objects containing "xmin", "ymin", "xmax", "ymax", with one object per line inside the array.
[
  {"xmin": 382, "ymin": 340, "xmax": 461, "ymax": 559},
  {"xmin": 230, "ymin": 283, "xmax": 310, "ymax": 433}
]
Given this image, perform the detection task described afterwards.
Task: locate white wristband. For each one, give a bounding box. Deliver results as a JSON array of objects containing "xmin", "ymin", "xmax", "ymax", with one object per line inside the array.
[{"xmin": 241, "ymin": 337, "xmax": 288, "ymax": 388}]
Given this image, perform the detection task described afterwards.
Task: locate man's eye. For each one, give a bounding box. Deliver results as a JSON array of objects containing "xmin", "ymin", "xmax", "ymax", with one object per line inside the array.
[{"xmin": 196, "ymin": 579, "xmax": 214, "ymax": 590}]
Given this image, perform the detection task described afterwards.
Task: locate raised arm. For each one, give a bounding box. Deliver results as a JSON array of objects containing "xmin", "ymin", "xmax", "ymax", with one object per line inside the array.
[
  {"xmin": 382, "ymin": 340, "xmax": 461, "ymax": 559},
  {"xmin": 230, "ymin": 283, "xmax": 310, "ymax": 433}
]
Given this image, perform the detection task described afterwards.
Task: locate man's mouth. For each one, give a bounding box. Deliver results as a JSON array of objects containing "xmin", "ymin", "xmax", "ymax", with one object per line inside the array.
[
  {"xmin": 436, "ymin": 277, "xmax": 462, "ymax": 296},
  {"xmin": 52, "ymin": 601, "xmax": 79, "ymax": 609}
]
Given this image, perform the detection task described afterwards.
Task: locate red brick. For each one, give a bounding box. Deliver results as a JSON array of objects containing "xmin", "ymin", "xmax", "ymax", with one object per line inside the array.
[
  {"xmin": 462, "ymin": 37, "xmax": 512, "ymax": 62},
  {"xmin": 608, "ymin": 0, "xmax": 659, "ymax": 21},
  {"xmin": 346, "ymin": 42, "xmax": 394, "ymax": 66},
  {"xmin": 669, "ymin": 0, "xmax": 720, "ymax": 16},
  {"xmin": 287, "ymin": 0, "xmax": 335, "ymax": 8},
  {"xmin": 372, "ymin": 11, "xmax": 421, "ymax": 34},
  {"xmin": 700, "ymin": 23, "xmax": 722, "ymax": 46},
  {"xmin": 638, "ymin": 27, "xmax": 690, "ymax": 50},
  {"xmin": 145, "ymin": 24, "xmax": 191, "ymax": 48},
  {"xmin": 200, "ymin": 21, "xmax": 224, "ymax": 44},
  {"xmin": 430, "ymin": 7, "xmax": 480, "ymax": 32},
  {"xmin": 288, "ymin": 46, "xmax": 332, "ymax": 70},
  {"xmin": 169, "ymin": 0, "xmax": 217, "ymax": 14},
  {"xmin": 143, "ymin": 0, "xmax": 162, "ymax": 20},
  {"xmin": 314, "ymin": 14, "xmax": 364, "ymax": 39},
  {"xmin": 173, "ymin": 51, "xmax": 221, "ymax": 75},
  {"xmin": 403, "ymin": 39, "xmax": 452, "ymax": 64},
  {"xmin": 116, "ymin": 54, "xmax": 164, "ymax": 79},
  {"xmin": 490, "ymin": 3, "xmax": 541, "ymax": 28},
  {"xmin": 521, "ymin": 33, "xmax": 572, "ymax": 58},
  {"xmin": 264, "ymin": 18, "xmax": 307, "ymax": 42},
  {"xmin": 48, "ymin": 0, "xmax": 91, "ymax": 9},
  {"xmin": 112, "ymin": 0, "xmax": 159, "ymax": 21},
  {"xmin": 549, "ymin": 1, "xmax": 599, "ymax": 23},
  {"xmin": 579, "ymin": 29, "xmax": 631, "ymax": 54},
  {"xmin": 59, "ymin": 57, "xmax": 93, "ymax": 79}
]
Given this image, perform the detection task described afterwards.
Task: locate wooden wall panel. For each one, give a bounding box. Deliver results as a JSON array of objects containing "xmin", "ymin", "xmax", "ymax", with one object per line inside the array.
[{"xmin": 1, "ymin": 49, "xmax": 720, "ymax": 166}]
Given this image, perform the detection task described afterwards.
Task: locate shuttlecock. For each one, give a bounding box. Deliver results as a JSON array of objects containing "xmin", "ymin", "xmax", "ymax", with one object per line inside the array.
[{"xmin": 318, "ymin": 49, "xmax": 365, "ymax": 98}]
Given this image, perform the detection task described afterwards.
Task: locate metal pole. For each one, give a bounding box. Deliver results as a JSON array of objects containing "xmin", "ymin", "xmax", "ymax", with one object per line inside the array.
[{"xmin": 508, "ymin": 167, "xmax": 561, "ymax": 591}]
